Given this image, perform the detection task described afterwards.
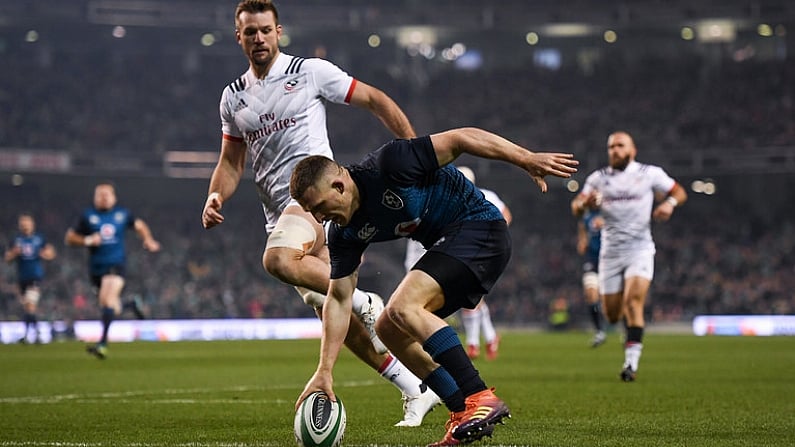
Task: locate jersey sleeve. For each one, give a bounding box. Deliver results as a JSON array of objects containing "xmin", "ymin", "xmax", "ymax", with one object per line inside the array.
[
  {"xmin": 74, "ymin": 212, "xmax": 92, "ymax": 235},
  {"xmin": 377, "ymin": 136, "xmax": 439, "ymax": 186},
  {"xmin": 580, "ymin": 170, "xmax": 601, "ymax": 196},
  {"xmin": 328, "ymin": 226, "xmax": 368, "ymax": 279},
  {"xmin": 304, "ymin": 58, "xmax": 355, "ymax": 105},
  {"xmin": 219, "ymin": 87, "xmax": 243, "ymax": 139},
  {"xmin": 125, "ymin": 209, "xmax": 137, "ymax": 229},
  {"xmin": 649, "ymin": 166, "xmax": 676, "ymax": 194}
]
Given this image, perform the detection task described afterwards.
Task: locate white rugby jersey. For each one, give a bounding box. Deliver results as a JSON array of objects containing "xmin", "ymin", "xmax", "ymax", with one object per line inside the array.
[
  {"xmin": 220, "ymin": 52, "xmax": 355, "ymax": 227},
  {"xmin": 581, "ymin": 161, "xmax": 675, "ymax": 254}
]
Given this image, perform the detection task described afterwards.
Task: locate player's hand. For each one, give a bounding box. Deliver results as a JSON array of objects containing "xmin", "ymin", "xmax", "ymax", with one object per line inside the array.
[
  {"xmin": 202, "ymin": 192, "xmax": 224, "ymax": 229},
  {"xmin": 652, "ymin": 201, "xmax": 675, "ymax": 222},
  {"xmin": 525, "ymin": 153, "xmax": 578, "ymax": 193},
  {"xmin": 295, "ymin": 370, "xmax": 335, "ymax": 410},
  {"xmin": 143, "ymin": 239, "xmax": 161, "ymax": 252},
  {"xmin": 583, "ymin": 191, "xmax": 602, "ymax": 210},
  {"xmin": 84, "ymin": 233, "xmax": 102, "ymax": 247}
]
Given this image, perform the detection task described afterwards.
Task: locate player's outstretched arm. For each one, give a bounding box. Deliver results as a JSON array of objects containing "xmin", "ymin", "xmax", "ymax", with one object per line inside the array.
[
  {"xmin": 295, "ymin": 274, "xmax": 357, "ymax": 408},
  {"xmin": 430, "ymin": 127, "xmax": 578, "ymax": 192}
]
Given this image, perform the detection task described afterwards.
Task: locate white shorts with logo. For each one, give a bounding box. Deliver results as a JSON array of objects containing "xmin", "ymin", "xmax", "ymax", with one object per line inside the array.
[{"xmin": 598, "ymin": 249, "xmax": 655, "ymax": 295}]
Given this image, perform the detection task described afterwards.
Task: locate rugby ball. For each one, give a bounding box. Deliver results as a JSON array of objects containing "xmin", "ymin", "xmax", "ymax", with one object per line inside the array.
[{"xmin": 294, "ymin": 391, "xmax": 346, "ymax": 447}]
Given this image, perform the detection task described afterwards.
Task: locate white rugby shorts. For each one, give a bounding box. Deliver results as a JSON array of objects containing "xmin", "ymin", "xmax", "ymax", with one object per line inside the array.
[{"xmin": 598, "ymin": 249, "xmax": 655, "ymax": 295}]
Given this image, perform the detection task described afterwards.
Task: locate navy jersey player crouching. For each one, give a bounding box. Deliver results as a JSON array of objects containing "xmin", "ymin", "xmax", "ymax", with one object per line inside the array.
[
  {"xmin": 292, "ymin": 127, "xmax": 578, "ymax": 446},
  {"xmin": 65, "ymin": 182, "xmax": 161, "ymax": 359}
]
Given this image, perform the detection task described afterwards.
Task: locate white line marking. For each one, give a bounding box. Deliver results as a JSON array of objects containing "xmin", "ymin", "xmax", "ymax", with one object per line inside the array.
[{"xmin": 0, "ymin": 380, "xmax": 380, "ymax": 405}]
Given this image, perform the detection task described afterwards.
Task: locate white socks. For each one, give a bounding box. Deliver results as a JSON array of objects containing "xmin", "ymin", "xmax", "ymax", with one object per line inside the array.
[
  {"xmin": 463, "ymin": 303, "xmax": 498, "ymax": 347},
  {"xmin": 351, "ymin": 289, "xmax": 373, "ymax": 316},
  {"xmin": 624, "ymin": 343, "xmax": 643, "ymax": 371},
  {"xmin": 379, "ymin": 354, "xmax": 425, "ymax": 397},
  {"xmin": 480, "ymin": 303, "xmax": 497, "ymax": 344}
]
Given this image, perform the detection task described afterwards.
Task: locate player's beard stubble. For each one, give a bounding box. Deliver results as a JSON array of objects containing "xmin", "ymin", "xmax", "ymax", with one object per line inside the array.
[{"xmin": 610, "ymin": 154, "xmax": 631, "ymax": 171}]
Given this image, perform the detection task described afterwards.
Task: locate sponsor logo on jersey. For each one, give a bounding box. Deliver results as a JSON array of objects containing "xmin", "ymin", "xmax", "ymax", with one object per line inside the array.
[
  {"xmin": 357, "ymin": 223, "xmax": 377, "ymax": 242},
  {"xmin": 114, "ymin": 212, "xmax": 126, "ymax": 223},
  {"xmin": 395, "ymin": 218, "xmax": 421, "ymax": 237},
  {"xmin": 100, "ymin": 223, "xmax": 116, "ymax": 240},
  {"xmin": 381, "ymin": 189, "xmax": 404, "ymax": 210},
  {"xmin": 21, "ymin": 243, "xmax": 34, "ymax": 257},
  {"xmin": 245, "ymin": 117, "xmax": 298, "ymax": 144},
  {"xmin": 284, "ymin": 78, "xmax": 301, "ymax": 92}
]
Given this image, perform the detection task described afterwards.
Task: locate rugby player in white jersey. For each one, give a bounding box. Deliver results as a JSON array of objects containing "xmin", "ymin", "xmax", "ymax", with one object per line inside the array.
[
  {"xmin": 200, "ymin": 0, "xmax": 439, "ymax": 425},
  {"xmin": 572, "ymin": 131, "xmax": 687, "ymax": 381}
]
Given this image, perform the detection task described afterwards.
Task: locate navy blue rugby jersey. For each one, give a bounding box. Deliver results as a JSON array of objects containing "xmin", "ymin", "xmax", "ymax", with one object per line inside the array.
[
  {"xmin": 328, "ymin": 135, "xmax": 503, "ymax": 279},
  {"xmin": 11, "ymin": 232, "xmax": 48, "ymax": 282},
  {"xmin": 74, "ymin": 206, "xmax": 136, "ymax": 275}
]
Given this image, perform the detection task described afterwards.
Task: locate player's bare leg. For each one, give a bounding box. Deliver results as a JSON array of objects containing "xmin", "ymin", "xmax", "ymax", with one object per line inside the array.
[
  {"xmin": 263, "ymin": 207, "xmax": 436, "ymax": 425},
  {"xmin": 264, "ymin": 206, "xmax": 386, "ymax": 351},
  {"xmin": 87, "ymin": 274, "xmax": 125, "ymax": 359},
  {"xmin": 380, "ymin": 271, "xmax": 507, "ymax": 444},
  {"xmin": 619, "ymin": 276, "xmax": 651, "ymax": 381}
]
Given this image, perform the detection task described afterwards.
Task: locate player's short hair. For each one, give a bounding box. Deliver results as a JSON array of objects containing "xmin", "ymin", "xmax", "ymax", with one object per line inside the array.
[
  {"xmin": 235, "ymin": 0, "xmax": 280, "ymax": 28},
  {"xmin": 95, "ymin": 180, "xmax": 116, "ymax": 191},
  {"xmin": 290, "ymin": 155, "xmax": 338, "ymax": 201}
]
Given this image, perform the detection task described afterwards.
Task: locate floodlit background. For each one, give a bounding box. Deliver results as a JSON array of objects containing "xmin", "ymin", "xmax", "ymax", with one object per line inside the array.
[{"xmin": 0, "ymin": 0, "xmax": 793, "ymax": 334}]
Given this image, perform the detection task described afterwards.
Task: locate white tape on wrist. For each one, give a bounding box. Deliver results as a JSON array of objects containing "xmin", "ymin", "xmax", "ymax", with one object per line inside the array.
[{"xmin": 665, "ymin": 196, "xmax": 679, "ymax": 207}]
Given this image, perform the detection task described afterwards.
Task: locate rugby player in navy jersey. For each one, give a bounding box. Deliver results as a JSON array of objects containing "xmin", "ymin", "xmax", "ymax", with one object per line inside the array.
[
  {"xmin": 576, "ymin": 208, "xmax": 607, "ymax": 347},
  {"xmin": 291, "ymin": 127, "xmax": 578, "ymax": 446},
  {"xmin": 5, "ymin": 213, "xmax": 56, "ymax": 344},
  {"xmin": 65, "ymin": 182, "xmax": 160, "ymax": 359}
]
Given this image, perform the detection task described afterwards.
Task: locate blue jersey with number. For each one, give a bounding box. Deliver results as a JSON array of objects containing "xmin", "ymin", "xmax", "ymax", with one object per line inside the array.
[
  {"xmin": 328, "ymin": 136, "xmax": 503, "ymax": 279},
  {"xmin": 12, "ymin": 233, "xmax": 47, "ymax": 282},
  {"xmin": 73, "ymin": 206, "xmax": 136, "ymax": 276}
]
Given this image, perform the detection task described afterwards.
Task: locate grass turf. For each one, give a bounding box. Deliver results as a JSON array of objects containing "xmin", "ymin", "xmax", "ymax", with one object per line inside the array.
[{"xmin": 1, "ymin": 331, "xmax": 793, "ymax": 446}]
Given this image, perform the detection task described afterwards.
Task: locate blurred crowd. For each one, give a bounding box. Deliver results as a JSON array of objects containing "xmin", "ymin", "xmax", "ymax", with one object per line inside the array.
[
  {"xmin": 2, "ymin": 44, "xmax": 794, "ymax": 161},
  {"xmin": 1, "ymin": 171, "xmax": 792, "ymax": 329},
  {"xmin": 1, "ymin": 39, "xmax": 794, "ymax": 328}
]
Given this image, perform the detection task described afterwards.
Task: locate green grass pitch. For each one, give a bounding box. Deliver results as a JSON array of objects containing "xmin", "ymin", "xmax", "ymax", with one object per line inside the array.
[{"xmin": 1, "ymin": 332, "xmax": 793, "ymax": 446}]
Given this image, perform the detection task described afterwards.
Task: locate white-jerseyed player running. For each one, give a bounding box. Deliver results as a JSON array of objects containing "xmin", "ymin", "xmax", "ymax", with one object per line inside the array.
[
  {"xmin": 200, "ymin": 0, "xmax": 439, "ymax": 425},
  {"xmin": 572, "ymin": 131, "xmax": 687, "ymax": 381}
]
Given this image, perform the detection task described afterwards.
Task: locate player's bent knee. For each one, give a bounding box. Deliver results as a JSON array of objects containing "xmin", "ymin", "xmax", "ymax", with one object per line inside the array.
[
  {"xmin": 24, "ymin": 289, "xmax": 41, "ymax": 306},
  {"xmin": 265, "ymin": 214, "xmax": 317, "ymax": 252},
  {"xmin": 582, "ymin": 272, "xmax": 599, "ymax": 290}
]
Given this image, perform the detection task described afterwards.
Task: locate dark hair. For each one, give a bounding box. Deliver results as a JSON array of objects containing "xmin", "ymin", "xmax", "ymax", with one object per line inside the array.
[
  {"xmin": 290, "ymin": 155, "xmax": 337, "ymax": 201},
  {"xmin": 235, "ymin": 0, "xmax": 279, "ymax": 28}
]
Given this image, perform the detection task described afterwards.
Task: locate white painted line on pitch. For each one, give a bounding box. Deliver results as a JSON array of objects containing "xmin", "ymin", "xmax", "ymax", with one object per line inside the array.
[{"xmin": 0, "ymin": 379, "xmax": 380, "ymax": 405}]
